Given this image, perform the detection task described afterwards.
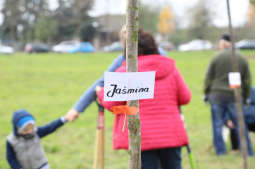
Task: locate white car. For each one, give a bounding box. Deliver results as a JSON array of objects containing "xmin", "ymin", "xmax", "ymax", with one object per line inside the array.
[
  {"xmin": 52, "ymin": 41, "xmax": 80, "ymax": 53},
  {"xmin": 101, "ymin": 42, "xmax": 123, "ymax": 52},
  {"xmin": 236, "ymin": 40, "xmax": 255, "ymax": 49},
  {"xmin": 0, "ymin": 44, "xmax": 14, "ymax": 54},
  {"xmin": 178, "ymin": 39, "xmax": 212, "ymax": 51}
]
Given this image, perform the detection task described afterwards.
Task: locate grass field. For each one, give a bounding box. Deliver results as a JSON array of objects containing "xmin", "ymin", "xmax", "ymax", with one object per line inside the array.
[{"xmin": 0, "ymin": 50, "xmax": 255, "ymax": 169}]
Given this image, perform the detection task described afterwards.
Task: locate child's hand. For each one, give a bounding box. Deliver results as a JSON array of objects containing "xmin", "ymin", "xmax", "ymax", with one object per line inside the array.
[
  {"xmin": 95, "ymin": 86, "xmax": 103, "ymax": 96},
  {"xmin": 227, "ymin": 120, "xmax": 234, "ymax": 129},
  {"xmin": 65, "ymin": 109, "xmax": 80, "ymax": 122}
]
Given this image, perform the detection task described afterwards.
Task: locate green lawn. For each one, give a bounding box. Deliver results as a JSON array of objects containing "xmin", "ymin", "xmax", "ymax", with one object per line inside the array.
[{"xmin": 0, "ymin": 50, "xmax": 255, "ymax": 169}]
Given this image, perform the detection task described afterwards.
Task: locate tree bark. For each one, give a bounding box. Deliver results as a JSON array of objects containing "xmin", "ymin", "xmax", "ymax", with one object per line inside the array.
[
  {"xmin": 126, "ymin": 0, "xmax": 141, "ymax": 169},
  {"xmin": 226, "ymin": 0, "xmax": 249, "ymax": 169}
]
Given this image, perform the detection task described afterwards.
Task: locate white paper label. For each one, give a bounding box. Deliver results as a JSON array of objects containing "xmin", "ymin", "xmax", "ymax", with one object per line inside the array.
[
  {"xmin": 228, "ymin": 72, "xmax": 241, "ymax": 87},
  {"xmin": 104, "ymin": 71, "xmax": 156, "ymax": 101}
]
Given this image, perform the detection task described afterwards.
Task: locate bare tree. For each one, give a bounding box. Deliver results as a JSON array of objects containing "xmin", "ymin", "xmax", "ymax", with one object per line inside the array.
[
  {"xmin": 126, "ymin": 0, "xmax": 141, "ymax": 169},
  {"xmin": 226, "ymin": 0, "xmax": 249, "ymax": 168}
]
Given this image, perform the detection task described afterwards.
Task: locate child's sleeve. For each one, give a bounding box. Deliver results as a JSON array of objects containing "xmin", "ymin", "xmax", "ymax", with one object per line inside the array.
[
  {"xmin": 6, "ymin": 141, "xmax": 22, "ymax": 169},
  {"xmin": 73, "ymin": 54, "xmax": 125, "ymax": 113},
  {"xmin": 37, "ymin": 117, "xmax": 67, "ymax": 138}
]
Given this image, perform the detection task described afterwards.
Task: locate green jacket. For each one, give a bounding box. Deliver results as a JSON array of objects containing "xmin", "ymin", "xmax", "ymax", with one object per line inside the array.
[{"xmin": 204, "ymin": 48, "xmax": 251, "ymax": 100}]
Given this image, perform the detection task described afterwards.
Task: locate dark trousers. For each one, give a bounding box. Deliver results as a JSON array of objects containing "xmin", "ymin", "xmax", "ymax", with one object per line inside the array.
[{"xmin": 141, "ymin": 147, "xmax": 182, "ymax": 169}]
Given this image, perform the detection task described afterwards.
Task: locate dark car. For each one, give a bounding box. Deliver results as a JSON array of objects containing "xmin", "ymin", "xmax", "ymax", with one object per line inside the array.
[
  {"xmin": 236, "ymin": 40, "xmax": 255, "ymax": 50},
  {"xmin": 25, "ymin": 43, "xmax": 50, "ymax": 53}
]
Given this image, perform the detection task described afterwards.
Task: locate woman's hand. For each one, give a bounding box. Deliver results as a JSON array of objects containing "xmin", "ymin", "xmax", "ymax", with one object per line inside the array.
[
  {"xmin": 65, "ymin": 109, "xmax": 80, "ymax": 122},
  {"xmin": 95, "ymin": 86, "xmax": 103, "ymax": 96}
]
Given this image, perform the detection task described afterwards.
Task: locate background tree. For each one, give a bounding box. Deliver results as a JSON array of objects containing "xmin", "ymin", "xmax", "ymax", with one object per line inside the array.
[
  {"xmin": 157, "ymin": 6, "xmax": 175, "ymax": 39},
  {"xmin": 0, "ymin": 0, "xmax": 50, "ymax": 45},
  {"xmin": 52, "ymin": 3, "xmax": 77, "ymax": 41},
  {"xmin": 0, "ymin": 0, "xmax": 96, "ymax": 47},
  {"xmin": 1, "ymin": 0, "xmax": 21, "ymax": 43},
  {"xmin": 34, "ymin": 12, "xmax": 58, "ymax": 42},
  {"xmin": 21, "ymin": 0, "xmax": 50, "ymax": 41},
  {"xmin": 70, "ymin": 0, "xmax": 95, "ymax": 40},
  {"xmin": 187, "ymin": 0, "xmax": 213, "ymax": 40},
  {"xmin": 251, "ymin": 0, "xmax": 255, "ymax": 7},
  {"xmin": 246, "ymin": 4, "xmax": 255, "ymax": 27},
  {"xmin": 79, "ymin": 19, "xmax": 98, "ymax": 42},
  {"xmin": 139, "ymin": 3, "xmax": 159, "ymax": 34},
  {"xmin": 235, "ymin": 3, "xmax": 255, "ymax": 40},
  {"xmin": 246, "ymin": 0, "xmax": 255, "ymax": 37},
  {"xmin": 52, "ymin": 0, "xmax": 95, "ymax": 42}
]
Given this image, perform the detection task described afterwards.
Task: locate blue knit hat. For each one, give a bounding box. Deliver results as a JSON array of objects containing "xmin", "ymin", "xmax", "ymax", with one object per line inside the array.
[{"xmin": 17, "ymin": 116, "xmax": 35, "ymax": 133}]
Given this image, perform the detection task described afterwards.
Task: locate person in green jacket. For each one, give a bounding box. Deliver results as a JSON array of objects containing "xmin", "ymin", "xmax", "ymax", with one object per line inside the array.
[{"xmin": 203, "ymin": 33, "xmax": 253, "ymax": 156}]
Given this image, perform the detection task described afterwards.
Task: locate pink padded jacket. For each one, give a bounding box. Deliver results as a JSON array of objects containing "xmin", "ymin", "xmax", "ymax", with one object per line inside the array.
[{"xmin": 98, "ymin": 54, "xmax": 191, "ymax": 151}]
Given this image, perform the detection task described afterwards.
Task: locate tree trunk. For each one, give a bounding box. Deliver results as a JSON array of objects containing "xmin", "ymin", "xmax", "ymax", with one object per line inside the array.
[
  {"xmin": 226, "ymin": 0, "xmax": 249, "ymax": 169},
  {"xmin": 126, "ymin": 0, "xmax": 141, "ymax": 169}
]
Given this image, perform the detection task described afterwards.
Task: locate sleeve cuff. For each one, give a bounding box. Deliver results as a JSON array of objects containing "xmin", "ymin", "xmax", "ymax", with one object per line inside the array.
[{"xmin": 60, "ymin": 117, "xmax": 68, "ymax": 123}]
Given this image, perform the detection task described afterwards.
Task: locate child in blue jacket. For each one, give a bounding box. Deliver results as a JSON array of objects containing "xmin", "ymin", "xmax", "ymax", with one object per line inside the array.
[
  {"xmin": 6, "ymin": 109, "xmax": 71, "ymax": 169},
  {"xmin": 224, "ymin": 87, "xmax": 255, "ymax": 151}
]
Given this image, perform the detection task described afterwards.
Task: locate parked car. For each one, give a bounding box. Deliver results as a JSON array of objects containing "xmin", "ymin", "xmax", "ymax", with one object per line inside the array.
[
  {"xmin": 68, "ymin": 42, "xmax": 94, "ymax": 53},
  {"xmin": 52, "ymin": 41, "xmax": 80, "ymax": 53},
  {"xmin": 25, "ymin": 43, "xmax": 50, "ymax": 53},
  {"xmin": 236, "ymin": 40, "xmax": 255, "ymax": 49},
  {"xmin": 101, "ymin": 42, "xmax": 123, "ymax": 52},
  {"xmin": 178, "ymin": 39, "xmax": 212, "ymax": 51},
  {"xmin": 159, "ymin": 41, "xmax": 174, "ymax": 51},
  {"xmin": 0, "ymin": 44, "xmax": 14, "ymax": 54}
]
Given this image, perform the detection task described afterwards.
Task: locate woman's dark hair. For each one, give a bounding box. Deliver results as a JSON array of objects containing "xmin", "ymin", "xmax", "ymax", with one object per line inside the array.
[
  {"xmin": 138, "ymin": 29, "xmax": 159, "ymax": 55},
  {"xmin": 123, "ymin": 28, "xmax": 159, "ymax": 57}
]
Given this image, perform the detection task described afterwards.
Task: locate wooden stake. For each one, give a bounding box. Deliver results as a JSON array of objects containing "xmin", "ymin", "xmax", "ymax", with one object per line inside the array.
[
  {"xmin": 126, "ymin": 0, "xmax": 141, "ymax": 169},
  {"xmin": 93, "ymin": 106, "xmax": 105, "ymax": 169},
  {"xmin": 226, "ymin": 0, "xmax": 249, "ymax": 169}
]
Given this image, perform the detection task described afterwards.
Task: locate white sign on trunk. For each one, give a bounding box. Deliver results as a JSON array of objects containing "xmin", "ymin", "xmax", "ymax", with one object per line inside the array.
[
  {"xmin": 228, "ymin": 72, "xmax": 241, "ymax": 88},
  {"xmin": 104, "ymin": 71, "xmax": 156, "ymax": 101}
]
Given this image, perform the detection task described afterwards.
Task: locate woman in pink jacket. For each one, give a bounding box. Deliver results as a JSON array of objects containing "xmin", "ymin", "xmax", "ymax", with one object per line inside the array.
[{"xmin": 97, "ymin": 29, "xmax": 191, "ymax": 169}]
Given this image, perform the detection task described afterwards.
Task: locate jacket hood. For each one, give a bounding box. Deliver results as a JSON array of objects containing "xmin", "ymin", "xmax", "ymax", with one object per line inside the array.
[
  {"xmin": 12, "ymin": 109, "xmax": 35, "ymax": 136},
  {"xmin": 121, "ymin": 54, "xmax": 175, "ymax": 80}
]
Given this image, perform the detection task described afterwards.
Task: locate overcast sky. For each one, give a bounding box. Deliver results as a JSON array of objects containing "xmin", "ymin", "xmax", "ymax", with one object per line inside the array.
[
  {"xmin": 88, "ymin": 0, "xmax": 249, "ymax": 27},
  {"xmin": 0, "ymin": 0, "xmax": 250, "ymax": 27}
]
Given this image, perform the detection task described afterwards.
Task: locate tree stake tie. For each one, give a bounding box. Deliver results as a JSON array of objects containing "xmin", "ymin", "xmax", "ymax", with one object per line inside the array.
[{"xmin": 112, "ymin": 105, "xmax": 139, "ymax": 132}]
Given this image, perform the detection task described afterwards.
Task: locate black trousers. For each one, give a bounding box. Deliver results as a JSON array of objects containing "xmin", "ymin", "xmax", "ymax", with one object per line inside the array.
[
  {"xmin": 141, "ymin": 147, "xmax": 182, "ymax": 169},
  {"xmin": 230, "ymin": 123, "xmax": 255, "ymax": 150}
]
